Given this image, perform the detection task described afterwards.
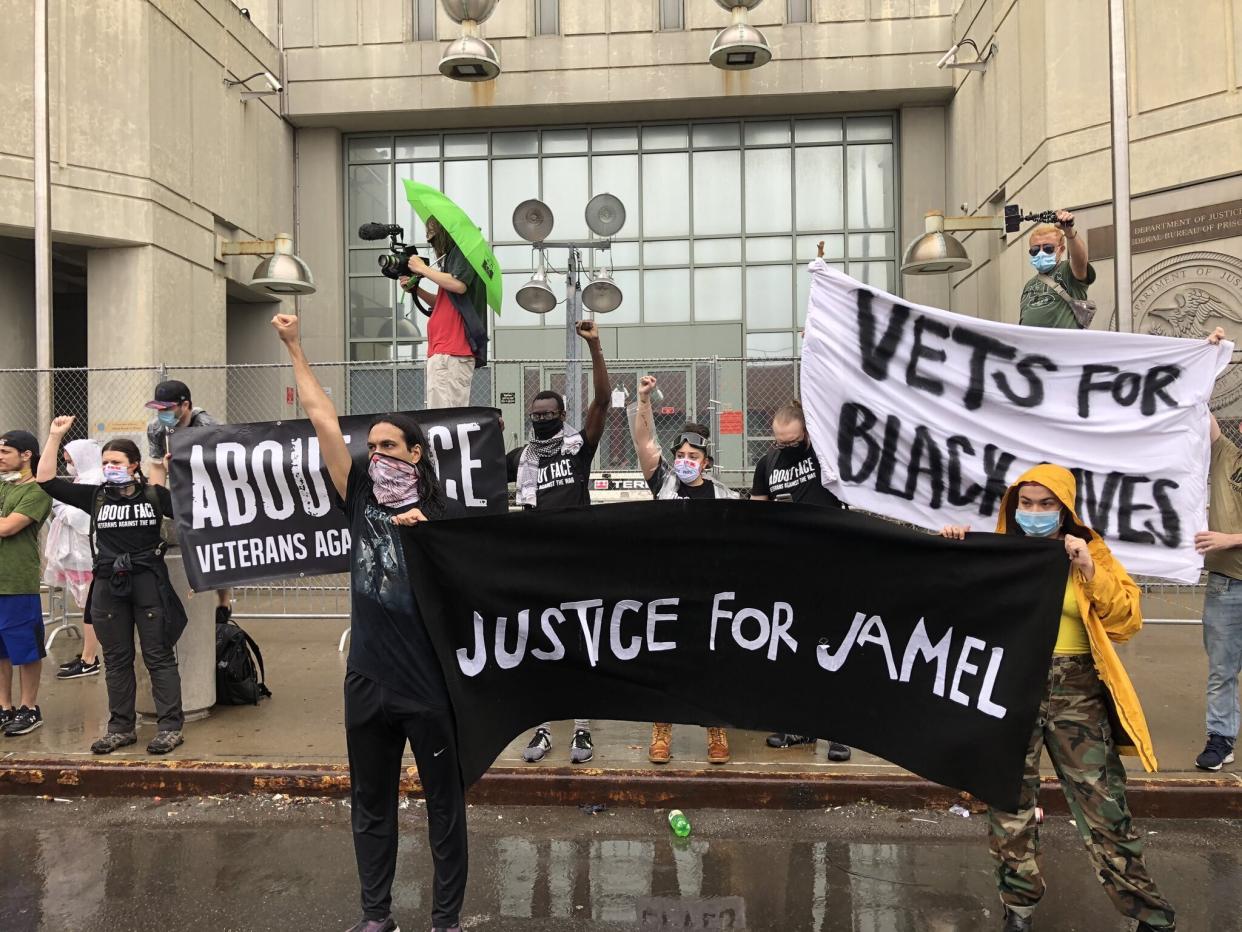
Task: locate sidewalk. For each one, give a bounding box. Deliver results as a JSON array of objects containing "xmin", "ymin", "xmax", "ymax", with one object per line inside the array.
[{"xmin": 3, "ymin": 612, "xmax": 1241, "ymax": 816}]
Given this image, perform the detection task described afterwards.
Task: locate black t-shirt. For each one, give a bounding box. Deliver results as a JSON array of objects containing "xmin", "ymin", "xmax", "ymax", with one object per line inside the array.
[
  {"xmin": 751, "ymin": 444, "xmax": 843, "ymax": 508},
  {"xmin": 39, "ymin": 478, "xmax": 173, "ymax": 564},
  {"xmin": 340, "ymin": 463, "xmax": 450, "ymax": 708},
  {"xmin": 505, "ymin": 436, "xmax": 599, "ymax": 510},
  {"xmin": 647, "ymin": 461, "xmax": 716, "ymax": 500}
]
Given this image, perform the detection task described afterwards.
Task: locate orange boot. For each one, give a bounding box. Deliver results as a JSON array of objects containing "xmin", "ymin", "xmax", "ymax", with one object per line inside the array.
[
  {"xmin": 706, "ymin": 727, "xmax": 730, "ymax": 764},
  {"xmin": 649, "ymin": 722, "xmax": 672, "ymax": 763}
]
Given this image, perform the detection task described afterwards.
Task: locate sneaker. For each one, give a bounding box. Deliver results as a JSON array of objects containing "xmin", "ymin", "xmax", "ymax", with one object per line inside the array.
[
  {"xmin": 826, "ymin": 741, "xmax": 852, "ymax": 762},
  {"xmin": 57, "ymin": 657, "xmax": 101, "ymax": 679},
  {"xmin": 216, "ymin": 605, "xmax": 232, "ymax": 625},
  {"xmin": 649, "ymin": 723, "xmax": 672, "ymax": 764},
  {"xmin": 147, "ymin": 730, "xmax": 184, "ymax": 755},
  {"xmin": 431, "ymin": 926, "xmax": 461, "ymax": 932},
  {"xmin": 522, "ymin": 727, "xmax": 551, "ymax": 763},
  {"xmin": 1002, "ymin": 910, "xmax": 1032, "ymax": 932},
  {"xmin": 706, "ymin": 727, "xmax": 730, "ymax": 765},
  {"xmin": 91, "ymin": 732, "xmax": 137, "ymax": 754},
  {"xmin": 0, "ymin": 707, "xmax": 14, "ymax": 730},
  {"xmin": 570, "ymin": 729, "xmax": 594, "ymax": 764},
  {"xmin": 3, "ymin": 705, "xmax": 42, "ymax": 736},
  {"xmin": 58, "ymin": 654, "xmax": 82, "ymax": 670},
  {"xmin": 344, "ymin": 918, "xmax": 399, "ymax": 932},
  {"xmin": 766, "ymin": 733, "xmax": 815, "ymax": 749},
  {"xmin": 1136, "ymin": 922, "xmax": 1175, "ymax": 932},
  {"xmin": 1195, "ymin": 734, "xmax": 1235, "ymax": 772}
]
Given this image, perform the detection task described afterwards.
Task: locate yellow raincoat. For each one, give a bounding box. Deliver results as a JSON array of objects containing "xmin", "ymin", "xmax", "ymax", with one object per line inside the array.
[{"xmin": 996, "ymin": 464, "xmax": 1157, "ymax": 772}]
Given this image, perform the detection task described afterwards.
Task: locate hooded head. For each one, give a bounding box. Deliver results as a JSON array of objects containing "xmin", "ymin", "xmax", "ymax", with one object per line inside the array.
[
  {"xmin": 997, "ymin": 463, "xmax": 1096, "ymax": 540},
  {"xmin": 63, "ymin": 438, "xmax": 103, "ymax": 484}
]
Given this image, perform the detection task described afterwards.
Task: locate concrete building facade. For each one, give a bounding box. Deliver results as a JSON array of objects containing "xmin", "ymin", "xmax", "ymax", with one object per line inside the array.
[{"xmin": 1, "ymin": 0, "xmax": 1240, "ymax": 470}]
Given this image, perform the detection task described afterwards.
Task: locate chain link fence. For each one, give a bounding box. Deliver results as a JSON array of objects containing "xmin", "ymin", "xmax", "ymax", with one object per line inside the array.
[{"xmin": 5, "ymin": 355, "xmax": 1237, "ymax": 621}]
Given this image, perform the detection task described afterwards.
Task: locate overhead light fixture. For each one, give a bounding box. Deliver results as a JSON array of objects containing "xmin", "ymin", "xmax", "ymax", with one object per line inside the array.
[
  {"xmin": 513, "ymin": 198, "xmax": 555, "ymax": 244},
  {"xmin": 935, "ymin": 38, "xmax": 998, "ymax": 73},
  {"xmin": 224, "ymin": 70, "xmax": 282, "ymax": 98},
  {"xmin": 710, "ymin": 0, "xmax": 772, "ymax": 71},
  {"xmin": 585, "ymin": 193, "xmax": 626, "ymax": 238},
  {"xmin": 900, "ymin": 211, "xmax": 1004, "ymax": 276},
  {"xmin": 583, "ymin": 267, "xmax": 623, "ymax": 314},
  {"xmin": 516, "ymin": 253, "xmax": 557, "ymax": 314},
  {"xmin": 218, "ymin": 232, "xmax": 317, "ymax": 296},
  {"xmin": 439, "ymin": 0, "xmax": 501, "ymax": 82}
]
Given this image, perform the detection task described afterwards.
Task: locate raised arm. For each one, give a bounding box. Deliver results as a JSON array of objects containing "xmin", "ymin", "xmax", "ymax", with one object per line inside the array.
[
  {"xmin": 36, "ymin": 415, "xmax": 73, "ymax": 484},
  {"xmin": 578, "ymin": 320, "xmax": 611, "ymax": 448},
  {"xmin": 630, "ymin": 375, "xmax": 663, "ymax": 481},
  {"xmin": 271, "ymin": 314, "xmax": 352, "ymax": 500},
  {"xmin": 1057, "ymin": 209, "xmax": 1088, "ymax": 282}
]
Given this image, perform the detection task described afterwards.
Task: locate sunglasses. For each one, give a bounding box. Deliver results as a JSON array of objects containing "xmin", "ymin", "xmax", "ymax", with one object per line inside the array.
[
  {"xmin": 530, "ymin": 411, "xmax": 563, "ymax": 422},
  {"xmin": 1028, "ymin": 244, "xmax": 1058, "ymax": 257}
]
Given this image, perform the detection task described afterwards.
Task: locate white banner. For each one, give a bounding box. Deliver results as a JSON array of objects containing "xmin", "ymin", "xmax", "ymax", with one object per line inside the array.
[{"xmin": 801, "ymin": 260, "xmax": 1233, "ymax": 583}]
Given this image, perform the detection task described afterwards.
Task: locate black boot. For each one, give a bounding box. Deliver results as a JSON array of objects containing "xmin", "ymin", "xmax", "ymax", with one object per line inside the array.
[{"xmin": 1002, "ymin": 911, "xmax": 1032, "ymax": 932}]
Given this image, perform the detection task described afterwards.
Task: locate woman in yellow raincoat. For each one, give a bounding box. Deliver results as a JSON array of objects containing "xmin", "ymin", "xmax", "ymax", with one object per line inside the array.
[{"xmin": 942, "ymin": 463, "xmax": 1175, "ymax": 932}]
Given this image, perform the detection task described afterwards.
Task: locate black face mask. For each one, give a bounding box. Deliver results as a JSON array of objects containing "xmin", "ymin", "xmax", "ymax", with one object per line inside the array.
[
  {"xmin": 531, "ymin": 418, "xmax": 563, "ymax": 440},
  {"xmin": 776, "ymin": 439, "xmax": 808, "ymax": 455}
]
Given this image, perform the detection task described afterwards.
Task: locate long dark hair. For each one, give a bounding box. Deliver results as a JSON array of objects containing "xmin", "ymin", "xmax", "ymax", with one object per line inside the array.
[
  {"xmin": 101, "ymin": 438, "xmax": 146, "ymax": 485},
  {"xmin": 1003, "ymin": 480, "xmax": 1095, "ymax": 540},
  {"xmin": 368, "ymin": 413, "xmax": 444, "ymax": 511},
  {"xmin": 426, "ymin": 217, "xmax": 454, "ymax": 260}
]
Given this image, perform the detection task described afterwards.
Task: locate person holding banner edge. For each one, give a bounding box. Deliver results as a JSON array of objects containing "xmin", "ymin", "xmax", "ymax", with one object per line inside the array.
[
  {"xmin": 749, "ymin": 399, "xmax": 852, "ymax": 763},
  {"xmin": 941, "ymin": 464, "xmax": 1174, "ymax": 932},
  {"xmin": 37, "ymin": 418, "xmax": 189, "ymax": 756},
  {"xmin": 630, "ymin": 375, "xmax": 737, "ymax": 765},
  {"xmin": 272, "ymin": 313, "xmax": 468, "ymax": 932},
  {"xmin": 507, "ymin": 319, "xmax": 610, "ymax": 766}
]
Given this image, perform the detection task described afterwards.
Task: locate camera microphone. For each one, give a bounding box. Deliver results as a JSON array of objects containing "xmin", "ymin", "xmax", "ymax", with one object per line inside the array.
[{"xmin": 358, "ymin": 222, "xmax": 403, "ymax": 241}]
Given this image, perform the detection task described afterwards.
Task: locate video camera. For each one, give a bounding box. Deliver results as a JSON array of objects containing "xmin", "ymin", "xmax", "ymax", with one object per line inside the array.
[
  {"xmin": 357, "ymin": 222, "xmax": 421, "ymax": 281},
  {"xmin": 1004, "ymin": 205, "xmax": 1072, "ymax": 235}
]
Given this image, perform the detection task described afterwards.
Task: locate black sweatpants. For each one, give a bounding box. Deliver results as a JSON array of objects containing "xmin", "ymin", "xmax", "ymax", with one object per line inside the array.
[
  {"xmin": 91, "ymin": 572, "xmax": 184, "ymax": 733},
  {"xmin": 344, "ymin": 671, "xmax": 467, "ymax": 927}
]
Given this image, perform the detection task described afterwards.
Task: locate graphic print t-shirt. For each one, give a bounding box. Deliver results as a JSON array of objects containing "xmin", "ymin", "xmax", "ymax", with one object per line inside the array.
[
  {"xmin": 647, "ymin": 461, "xmax": 716, "ymax": 500},
  {"xmin": 505, "ymin": 435, "xmax": 599, "ymax": 510},
  {"xmin": 1019, "ymin": 260, "xmax": 1096, "ymax": 330},
  {"xmin": 751, "ymin": 444, "xmax": 842, "ymax": 508},
  {"xmin": 38, "ymin": 478, "xmax": 171, "ymax": 566},
  {"xmin": 341, "ymin": 464, "xmax": 449, "ymax": 708}
]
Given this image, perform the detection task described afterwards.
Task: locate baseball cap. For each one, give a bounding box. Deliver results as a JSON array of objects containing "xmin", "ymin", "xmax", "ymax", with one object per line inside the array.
[
  {"xmin": 0, "ymin": 429, "xmax": 40, "ymax": 470},
  {"xmin": 146, "ymin": 380, "xmax": 191, "ymax": 410}
]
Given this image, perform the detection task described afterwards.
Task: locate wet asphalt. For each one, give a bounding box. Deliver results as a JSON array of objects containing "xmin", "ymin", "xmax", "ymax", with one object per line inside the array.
[{"xmin": 1, "ymin": 796, "xmax": 1239, "ymax": 932}]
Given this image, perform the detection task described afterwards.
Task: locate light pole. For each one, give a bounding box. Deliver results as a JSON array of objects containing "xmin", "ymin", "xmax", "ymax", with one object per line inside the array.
[{"xmin": 513, "ymin": 194, "xmax": 626, "ymax": 427}]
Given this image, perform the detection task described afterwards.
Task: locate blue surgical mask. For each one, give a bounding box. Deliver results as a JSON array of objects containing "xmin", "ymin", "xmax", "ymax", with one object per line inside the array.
[
  {"xmin": 157, "ymin": 410, "xmax": 178, "ymax": 427},
  {"xmin": 102, "ymin": 465, "xmax": 132, "ymax": 485},
  {"xmin": 1030, "ymin": 252, "xmax": 1058, "ymax": 274},
  {"xmin": 673, "ymin": 459, "xmax": 703, "ymax": 484},
  {"xmin": 1014, "ymin": 508, "xmax": 1061, "ymax": 538}
]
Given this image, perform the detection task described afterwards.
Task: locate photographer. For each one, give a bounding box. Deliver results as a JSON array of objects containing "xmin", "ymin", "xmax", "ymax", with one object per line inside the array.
[
  {"xmin": 1018, "ymin": 209, "xmax": 1095, "ymax": 330},
  {"xmin": 400, "ymin": 217, "xmax": 488, "ymax": 409}
]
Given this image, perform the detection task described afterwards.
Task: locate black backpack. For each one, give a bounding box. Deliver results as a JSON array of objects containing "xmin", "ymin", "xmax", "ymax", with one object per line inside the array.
[{"xmin": 215, "ymin": 618, "xmax": 272, "ymax": 706}]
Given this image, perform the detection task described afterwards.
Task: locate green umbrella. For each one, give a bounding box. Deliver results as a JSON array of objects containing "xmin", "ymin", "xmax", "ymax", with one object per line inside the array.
[{"xmin": 403, "ymin": 179, "xmax": 503, "ymax": 315}]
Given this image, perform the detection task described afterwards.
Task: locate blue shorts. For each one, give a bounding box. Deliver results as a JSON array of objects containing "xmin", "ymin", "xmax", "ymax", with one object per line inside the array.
[{"xmin": 0, "ymin": 595, "xmax": 46, "ymax": 666}]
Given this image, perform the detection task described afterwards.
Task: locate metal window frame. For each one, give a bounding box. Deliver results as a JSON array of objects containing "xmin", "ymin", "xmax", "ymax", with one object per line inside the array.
[
  {"xmin": 534, "ymin": 0, "xmax": 559, "ymax": 36},
  {"xmin": 412, "ymin": 0, "xmax": 437, "ymax": 41},
  {"xmin": 342, "ymin": 113, "xmax": 899, "ymax": 376},
  {"xmin": 786, "ymin": 0, "xmax": 811, "ymax": 24},
  {"xmin": 658, "ymin": 0, "xmax": 685, "ymax": 31}
]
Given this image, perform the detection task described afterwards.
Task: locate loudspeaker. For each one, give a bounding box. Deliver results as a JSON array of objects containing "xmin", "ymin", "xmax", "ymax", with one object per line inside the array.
[
  {"xmin": 584, "ymin": 193, "xmax": 626, "ymax": 238},
  {"xmin": 513, "ymin": 199, "xmax": 554, "ymax": 243}
]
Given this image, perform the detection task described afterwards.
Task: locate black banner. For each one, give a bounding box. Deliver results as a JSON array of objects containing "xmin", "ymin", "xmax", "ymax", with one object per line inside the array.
[
  {"xmin": 170, "ymin": 407, "xmax": 507, "ymax": 590},
  {"xmin": 405, "ymin": 501, "xmax": 1067, "ymax": 811}
]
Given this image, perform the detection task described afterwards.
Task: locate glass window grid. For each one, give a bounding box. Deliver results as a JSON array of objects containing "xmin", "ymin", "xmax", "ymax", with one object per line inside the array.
[{"xmin": 344, "ymin": 114, "xmax": 898, "ymax": 356}]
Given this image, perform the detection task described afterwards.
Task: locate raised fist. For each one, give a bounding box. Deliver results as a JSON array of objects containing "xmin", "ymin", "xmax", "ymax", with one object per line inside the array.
[
  {"xmin": 271, "ymin": 313, "xmax": 300, "ymax": 344},
  {"xmin": 638, "ymin": 375, "xmax": 658, "ymax": 399}
]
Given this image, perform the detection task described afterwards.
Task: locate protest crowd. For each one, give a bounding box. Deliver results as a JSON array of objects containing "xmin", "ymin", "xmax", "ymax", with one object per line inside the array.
[{"xmin": 3, "ymin": 207, "xmax": 1238, "ymax": 932}]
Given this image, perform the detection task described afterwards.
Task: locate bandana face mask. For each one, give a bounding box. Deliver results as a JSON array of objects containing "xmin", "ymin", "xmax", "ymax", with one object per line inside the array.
[{"xmin": 369, "ymin": 453, "xmax": 421, "ymax": 507}]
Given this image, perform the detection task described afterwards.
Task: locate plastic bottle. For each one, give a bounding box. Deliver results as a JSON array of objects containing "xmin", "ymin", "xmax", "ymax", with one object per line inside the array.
[{"xmin": 668, "ymin": 809, "xmax": 691, "ymax": 837}]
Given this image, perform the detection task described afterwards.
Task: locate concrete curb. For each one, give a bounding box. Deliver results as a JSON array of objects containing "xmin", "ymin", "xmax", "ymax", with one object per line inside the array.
[{"xmin": 3, "ymin": 758, "xmax": 1241, "ymax": 817}]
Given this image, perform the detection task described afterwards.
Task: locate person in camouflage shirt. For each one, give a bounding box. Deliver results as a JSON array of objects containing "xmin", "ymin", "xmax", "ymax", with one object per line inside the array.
[{"xmin": 941, "ymin": 464, "xmax": 1175, "ymax": 932}]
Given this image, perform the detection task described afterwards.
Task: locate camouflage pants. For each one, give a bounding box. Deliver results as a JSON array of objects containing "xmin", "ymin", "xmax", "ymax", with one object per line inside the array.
[{"xmin": 987, "ymin": 654, "xmax": 1176, "ymax": 928}]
